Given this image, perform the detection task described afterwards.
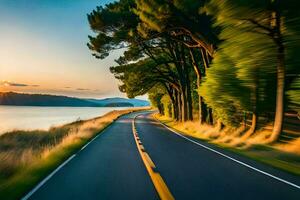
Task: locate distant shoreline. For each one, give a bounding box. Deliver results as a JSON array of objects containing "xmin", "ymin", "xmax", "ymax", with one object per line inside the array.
[
  {"xmin": 0, "ymin": 104, "xmax": 135, "ymax": 107},
  {"xmin": 0, "ymin": 92, "xmax": 149, "ymax": 107}
]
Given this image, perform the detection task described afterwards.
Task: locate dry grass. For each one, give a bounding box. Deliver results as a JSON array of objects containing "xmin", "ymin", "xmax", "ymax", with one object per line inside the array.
[
  {"xmin": 0, "ymin": 108, "xmax": 148, "ymax": 200},
  {"xmin": 275, "ymin": 137, "xmax": 300, "ymax": 155},
  {"xmin": 155, "ymin": 113, "xmax": 300, "ymax": 175},
  {"xmin": 155, "ymin": 114, "xmax": 284, "ymax": 149}
]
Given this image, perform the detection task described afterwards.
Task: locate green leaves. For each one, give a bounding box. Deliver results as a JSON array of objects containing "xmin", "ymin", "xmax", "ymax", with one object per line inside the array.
[
  {"xmin": 200, "ymin": 0, "xmax": 300, "ymax": 126},
  {"xmin": 87, "ymin": 0, "xmax": 138, "ymax": 59},
  {"xmin": 87, "ymin": 0, "xmax": 300, "ymax": 127}
]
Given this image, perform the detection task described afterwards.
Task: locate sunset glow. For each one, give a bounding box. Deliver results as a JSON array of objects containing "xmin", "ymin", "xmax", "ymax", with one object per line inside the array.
[{"xmin": 0, "ymin": 0, "xmax": 122, "ymax": 98}]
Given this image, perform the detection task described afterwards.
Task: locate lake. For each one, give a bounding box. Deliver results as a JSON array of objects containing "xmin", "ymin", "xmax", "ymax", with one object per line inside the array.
[{"xmin": 0, "ymin": 106, "xmax": 131, "ymax": 134}]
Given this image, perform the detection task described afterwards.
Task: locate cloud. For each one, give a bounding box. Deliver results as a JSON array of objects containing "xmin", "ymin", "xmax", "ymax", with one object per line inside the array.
[
  {"xmin": 7, "ymin": 82, "xmax": 28, "ymax": 87},
  {"xmin": 76, "ymin": 88, "xmax": 90, "ymax": 91},
  {"xmin": 1, "ymin": 81, "xmax": 39, "ymax": 87},
  {"xmin": 64, "ymin": 87, "xmax": 94, "ymax": 91}
]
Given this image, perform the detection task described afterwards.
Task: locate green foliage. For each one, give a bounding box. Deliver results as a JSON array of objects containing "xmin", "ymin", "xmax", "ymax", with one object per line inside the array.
[
  {"xmin": 110, "ymin": 58, "xmax": 158, "ymax": 98},
  {"xmin": 87, "ymin": 0, "xmax": 138, "ymax": 59},
  {"xmin": 134, "ymin": 0, "xmax": 171, "ymax": 35},
  {"xmin": 110, "ymin": 54, "xmax": 177, "ymax": 98},
  {"xmin": 200, "ymin": 51, "xmax": 248, "ymax": 126},
  {"xmin": 287, "ymin": 77, "xmax": 300, "ymax": 112},
  {"xmin": 200, "ymin": 0, "xmax": 300, "ymax": 126},
  {"xmin": 88, "ymin": 0, "xmax": 300, "ymax": 128},
  {"xmin": 148, "ymin": 85, "xmax": 166, "ymax": 114},
  {"xmin": 134, "ymin": 0, "xmax": 216, "ymax": 44},
  {"xmin": 161, "ymin": 94, "xmax": 172, "ymax": 117}
]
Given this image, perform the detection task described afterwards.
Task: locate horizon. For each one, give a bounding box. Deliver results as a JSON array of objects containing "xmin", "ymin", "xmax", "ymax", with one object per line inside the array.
[
  {"xmin": 0, "ymin": 0, "xmax": 131, "ymax": 99},
  {"xmin": 0, "ymin": 90, "xmax": 148, "ymax": 101}
]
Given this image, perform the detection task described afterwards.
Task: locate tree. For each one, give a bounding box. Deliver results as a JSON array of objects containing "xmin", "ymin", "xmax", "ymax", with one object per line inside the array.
[
  {"xmin": 200, "ymin": 50, "xmax": 250, "ymax": 127},
  {"xmin": 110, "ymin": 54, "xmax": 185, "ymax": 120},
  {"xmin": 148, "ymin": 86, "xmax": 165, "ymax": 115},
  {"xmin": 87, "ymin": 0, "xmax": 299, "ymax": 144},
  {"xmin": 87, "ymin": 0, "xmax": 138, "ymax": 59},
  {"xmin": 134, "ymin": 0, "xmax": 219, "ymax": 123},
  {"xmin": 203, "ymin": 0, "xmax": 300, "ymax": 141},
  {"xmin": 88, "ymin": 0, "xmax": 195, "ymax": 121}
]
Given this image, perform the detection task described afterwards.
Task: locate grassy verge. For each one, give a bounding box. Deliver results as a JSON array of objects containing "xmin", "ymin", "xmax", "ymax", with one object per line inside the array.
[
  {"xmin": 154, "ymin": 114, "xmax": 300, "ymax": 176},
  {"xmin": 0, "ymin": 108, "xmax": 148, "ymax": 200}
]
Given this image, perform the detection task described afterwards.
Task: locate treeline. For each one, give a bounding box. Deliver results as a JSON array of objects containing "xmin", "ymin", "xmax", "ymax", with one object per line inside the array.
[{"xmin": 87, "ymin": 0, "xmax": 300, "ymax": 142}]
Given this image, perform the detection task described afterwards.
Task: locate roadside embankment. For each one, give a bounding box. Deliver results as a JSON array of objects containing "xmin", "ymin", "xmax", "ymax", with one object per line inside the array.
[
  {"xmin": 0, "ymin": 107, "xmax": 149, "ymax": 200},
  {"xmin": 154, "ymin": 113, "xmax": 300, "ymax": 176}
]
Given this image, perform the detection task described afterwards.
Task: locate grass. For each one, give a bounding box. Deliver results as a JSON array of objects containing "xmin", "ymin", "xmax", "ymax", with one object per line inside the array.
[
  {"xmin": 0, "ymin": 108, "xmax": 148, "ymax": 200},
  {"xmin": 154, "ymin": 114, "xmax": 300, "ymax": 176}
]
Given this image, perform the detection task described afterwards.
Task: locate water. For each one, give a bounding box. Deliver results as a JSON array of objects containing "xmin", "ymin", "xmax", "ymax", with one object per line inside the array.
[{"xmin": 0, "ymin": 106, "xmax": 131, "ymax": 134}]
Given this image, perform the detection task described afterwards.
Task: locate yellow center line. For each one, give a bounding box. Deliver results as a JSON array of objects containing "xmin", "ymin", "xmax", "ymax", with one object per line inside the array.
[{"xmin": 132, "ymin": 116, "xmax": 175, "ymax": 200}]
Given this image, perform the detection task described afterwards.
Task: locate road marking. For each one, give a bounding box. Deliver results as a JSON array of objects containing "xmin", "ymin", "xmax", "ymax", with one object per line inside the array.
[
  {"xmin": 81, "ymin": 132, "xmax": 103, "ymax": 151},
  {"xmin": 80, "ymin": 141, "xmax": 91, "ymax": 151},
  {"xmin": 155, "ymin": 117, "xmax": 300, "ymax": 190},
  {"xmin": 21, "ymin": 154, "xmax": 76, "ymax": 200},
  {"xmin": 21, "ymin": 127, "xmax": 103, "ymax": 199},
  {"xmin": 21, "ymin": 115, "xmax": 123, "ymax": 199},
  {"xmin": 144, "ymin": 152, "xmax": 156, "ymax": 169},
  {"xmin": 132, "ymin": 115, "xmax": 174, "ymax": 200}
]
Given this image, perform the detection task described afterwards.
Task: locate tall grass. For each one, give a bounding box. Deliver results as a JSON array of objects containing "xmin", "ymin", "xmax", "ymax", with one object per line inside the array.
[
  {"xmin": 0, "ymin": 108, "xmax": 147, "ymax": 200},
  {"xmin": 275, "ymin": 138, "xmax": 300, "ymax": 155}
]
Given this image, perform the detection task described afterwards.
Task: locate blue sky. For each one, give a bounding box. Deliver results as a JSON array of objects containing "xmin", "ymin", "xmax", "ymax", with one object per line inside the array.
[{"xmin": 0, "ymin": 0, "xmax": 135, "ymax": 99}]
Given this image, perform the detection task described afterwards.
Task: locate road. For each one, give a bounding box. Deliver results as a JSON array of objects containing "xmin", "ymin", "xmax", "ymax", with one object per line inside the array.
[
  {"xmin": 25, "ymin": 112, "xmax": 158, "ymax": 200},
  {"xmin": 24, "ymin": 111, "xmax": 300, "ymax": 200}
]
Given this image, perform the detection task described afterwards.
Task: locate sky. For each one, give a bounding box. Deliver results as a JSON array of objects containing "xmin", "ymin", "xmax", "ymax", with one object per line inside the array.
[{"xmin": 0, "ymin": 0, "xmax": 135, "ymax": 99}]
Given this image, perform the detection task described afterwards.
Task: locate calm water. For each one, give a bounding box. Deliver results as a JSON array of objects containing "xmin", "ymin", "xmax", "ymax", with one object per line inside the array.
[{"xmin": 0, "ymin": 106, "xmax": 131, "ymax": 134}]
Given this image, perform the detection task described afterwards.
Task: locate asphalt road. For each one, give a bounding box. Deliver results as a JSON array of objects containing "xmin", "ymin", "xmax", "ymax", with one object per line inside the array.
[
  {"xmin": 24, "ymin": 111, "xmax": 300, "ymax": 200},
  {"xmin": 26, "ymin": 112, "xmax": 158, "ymax": 200},
  {"xmin": 135, "ymin": 112, "xmax": 300, "ymax": 200}
]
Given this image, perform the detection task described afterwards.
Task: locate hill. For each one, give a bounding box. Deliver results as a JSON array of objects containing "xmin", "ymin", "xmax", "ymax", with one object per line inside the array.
[
  {"xmin": 0, "ymin": 92, "xmax": 149, "ymax": 107},
  {"xmin": 87, "ymin": 97, "xmax": 150, "ymax": 107}
]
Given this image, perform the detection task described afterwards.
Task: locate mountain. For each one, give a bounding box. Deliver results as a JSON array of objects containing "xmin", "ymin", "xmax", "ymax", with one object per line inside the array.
[
  {"xmin": 0, "ymin": 92, "xmax": 149, "ymax": 107},
  {"xmin": 87, "ymin": 97, "xmax": 150, "ymax": 107}
]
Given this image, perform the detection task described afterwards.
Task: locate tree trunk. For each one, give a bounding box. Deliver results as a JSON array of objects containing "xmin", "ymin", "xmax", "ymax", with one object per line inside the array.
[
  {"xmin": 200, "ymin": 96, "xmax": 207, "ymax": 124},
  {"xmin": 177, "ymin": 90, "xmax": 183, "ymax": 121},
  {"xmin": 173, "ymin": 101, "xmax": 178, "ymax": 120},
  {"xmin": 164, "ymin": 84, "xmax": 179, "ymax": 120},
  {"xmin": 158, "ymin": 104, "xmax": 164, "ymax": 115},
  {"xmin": 270, "ymin": 9, "xmax": 285, "ymax": 142},
  {"xmin": 271, "ymin": 46, "xmax": 285, "ymax": 141},
  {"xmin": 184, "ymin": 67, "xmax": 193, "ymax": 121},
  {"xmin": 181, "ymin": 86, "xmax": 188, "ymax": 121},
  {"xmin": 189, "ymin": 48, "xmax": 206, "ymax": 123},
  {"xmin": 242, "ymin": 111, "xmax": 257, "ymax": 140},
  {"xmin": 200, "ymin": 47, "xmax": 209, "ymax": 72},
  {"xmin": 200, "ymin": 47, "xmax": 214, "ymax": 124},
  {"xmin": 170, "ymin": 93, "xmax": 176, "ymax": 119},
  {"xmin": 248, "ymin": 76, "xmax": 259, "ymax": 136},
  {"xmin": 251, "ymin": 112, "xmax": 257, "ymax": 132},
  {"xmin": 178, "ymin": 43, "xmax": 192, "ymax": 121},
  {"xmin": 167, "ymin": 103, "xmax": 172, "ymax": 117},
  {"xmin": 172, "ymin": 89, "xmax": 179, "ymax": 120},
  {"xmin": 207, "ymin": 107, "xmax": 213, "ymax": 125},
  {"xmin": 169, "ymin": 41, "xmax": 187, "ymax": 121},
  {"xmin": 216, "ymin": 119, "xmax": 224, "ymax": 132}
]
